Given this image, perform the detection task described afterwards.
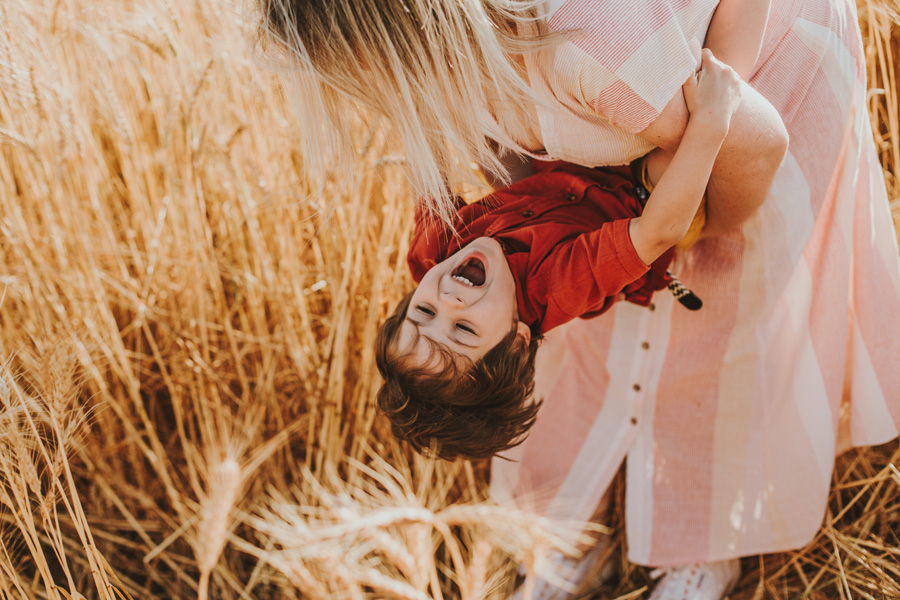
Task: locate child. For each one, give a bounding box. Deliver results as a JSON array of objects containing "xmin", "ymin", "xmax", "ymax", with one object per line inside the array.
[{"xmin": 375, "ymin": 49, "xmax": 746, "ymax": 460}]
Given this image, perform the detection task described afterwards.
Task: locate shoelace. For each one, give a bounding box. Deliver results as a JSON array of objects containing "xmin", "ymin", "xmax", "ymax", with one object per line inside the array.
[
  {"xmin": 634, "ymin": 175, "xmax": 704, "ymax": 313},
  {"xmin": 667, "ymin": 273, "xmax": 703, "ymax": 310}
]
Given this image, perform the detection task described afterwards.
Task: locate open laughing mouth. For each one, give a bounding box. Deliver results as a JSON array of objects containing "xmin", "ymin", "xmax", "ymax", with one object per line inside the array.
[{"xmin": 451, "ymin": 256, "xmax": 486, "ymax": 287}]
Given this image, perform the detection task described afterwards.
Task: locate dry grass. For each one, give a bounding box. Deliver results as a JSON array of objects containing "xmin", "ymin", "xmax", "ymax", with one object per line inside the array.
[{"xmin": 0, "ymin": 0, "xmax": 897, "ymax": 598}]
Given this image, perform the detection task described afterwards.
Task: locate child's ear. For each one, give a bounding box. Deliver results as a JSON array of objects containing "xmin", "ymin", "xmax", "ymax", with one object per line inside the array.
[{"xmin": 515, "ymin": 321, "xmax": 531, "ymax": 346}]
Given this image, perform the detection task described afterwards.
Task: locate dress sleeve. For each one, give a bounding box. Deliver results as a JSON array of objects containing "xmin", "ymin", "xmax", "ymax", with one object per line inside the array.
[
  {"xmin": 536, "ymin": 219, "xmax": 649, "ymax": 331},
  {"xmin": 546, "ymin": 0, "xmax": 717, "ymax": 134}
]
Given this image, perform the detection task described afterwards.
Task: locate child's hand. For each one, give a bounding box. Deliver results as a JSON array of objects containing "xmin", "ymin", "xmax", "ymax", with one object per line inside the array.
[{"xmin": 683, "ymin": 48, "xmax": 742, "ymax": 135}]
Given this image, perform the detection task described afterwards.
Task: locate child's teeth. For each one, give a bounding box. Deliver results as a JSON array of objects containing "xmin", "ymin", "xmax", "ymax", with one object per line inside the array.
[{"xmin": 453, "ymin": 275, "xmax": 474, "ymax": 286}]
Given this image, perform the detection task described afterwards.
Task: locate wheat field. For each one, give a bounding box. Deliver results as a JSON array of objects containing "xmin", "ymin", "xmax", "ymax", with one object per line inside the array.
[{"xmin": 0, "ymin": 1, "xmax": 898, "ymax": 599}]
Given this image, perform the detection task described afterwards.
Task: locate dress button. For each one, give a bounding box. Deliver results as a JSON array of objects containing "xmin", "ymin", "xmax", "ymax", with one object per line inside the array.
[
  {"xmin": 633, "ymin": 383, "xmax": 641, "ymax": 392},
  {"xmin": 563, "ymin": 192, "xmax": 577, "ymax": 202},
  {"xmin": 521, "ymin": 210, "xmax": 533, "ymax": 218},
  {"xmin": 649, "ymin": 303, "xmax": 656, "ymax": 311},
  {"xmin": 641, "ymin": 341, "xmax": 650, "ymax": 350},
  {"xmin": 630, "ymin": 417, "xmax": 638, "ymax": 425}
]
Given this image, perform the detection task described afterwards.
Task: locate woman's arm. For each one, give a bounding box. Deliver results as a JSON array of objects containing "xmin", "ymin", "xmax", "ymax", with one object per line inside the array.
[
  {"xmin": 642, "ymin": 0, "xmax": 784, "ymax": 238},
  {"xmin": 705, "ymin": 0, "xmax": 772, "ymax": 80}
]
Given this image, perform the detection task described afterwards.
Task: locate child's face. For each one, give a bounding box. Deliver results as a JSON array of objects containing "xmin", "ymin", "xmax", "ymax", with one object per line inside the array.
[{"xmin": 397, "ymin": 237, "xmax": 527, "ymax": 367}]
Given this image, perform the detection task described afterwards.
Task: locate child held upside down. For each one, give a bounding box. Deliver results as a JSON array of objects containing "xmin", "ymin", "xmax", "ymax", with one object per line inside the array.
[{"xmin": 375, "ymin": 49, "xmax": 775, "ymax": 460}]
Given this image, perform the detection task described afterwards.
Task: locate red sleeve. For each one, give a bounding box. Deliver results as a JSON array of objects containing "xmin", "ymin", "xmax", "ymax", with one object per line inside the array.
[
  {"xmin": 407, "ymin": 197, "xmax": 467, "ymax": 283},
  {"xmin": 536, "ymin": 218, "xmax": 649, "ymax": 331}
]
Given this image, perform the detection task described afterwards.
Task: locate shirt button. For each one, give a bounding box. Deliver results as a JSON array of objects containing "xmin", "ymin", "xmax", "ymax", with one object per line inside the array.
[
  {"xmin": 641, "ymin": 341, "xmax": 650, "ymax": 350},
  {"xmin": 649, "ymin": 303, "xmax": 656, "ymax": 311},
  {"xmin": 563, "ymin": 192, "xmax": 577, "ymax": 202},
  {"xmin": 521, "ymin": 210, "xmax": 533, "ymax": 218},
  {"xmin": 630, "ymin": 417, "xmax": 638, "ymax": 425},
  {"xmin": 633, "ymin": 383, "xmax": 641, "ymax": 392}
]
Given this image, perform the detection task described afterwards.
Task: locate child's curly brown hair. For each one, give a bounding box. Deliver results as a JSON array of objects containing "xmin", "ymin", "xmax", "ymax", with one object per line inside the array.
[{"xmin": 375, "ymin": 292, "xmax": 542, "ymax": 460}]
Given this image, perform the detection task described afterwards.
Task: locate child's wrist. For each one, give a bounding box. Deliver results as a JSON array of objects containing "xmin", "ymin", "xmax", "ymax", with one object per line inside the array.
[
  {"xmin": 685, "ymin": 115, "xmax": 730, "ymax": 142},
  {"xmin": 685, "ymin": 114, "xmax": 731, "ymax": 143}
]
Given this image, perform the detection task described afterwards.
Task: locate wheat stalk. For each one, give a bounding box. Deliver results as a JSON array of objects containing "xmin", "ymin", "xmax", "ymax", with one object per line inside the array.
[{"xmin": 0, "ymin": 0, "xmax": 896, "ymax": 598}]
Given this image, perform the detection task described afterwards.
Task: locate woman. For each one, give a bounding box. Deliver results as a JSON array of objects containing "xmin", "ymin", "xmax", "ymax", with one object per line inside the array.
[{"xmin": 255, "ymin": 1, "xmax": 900, "ymax": 598}]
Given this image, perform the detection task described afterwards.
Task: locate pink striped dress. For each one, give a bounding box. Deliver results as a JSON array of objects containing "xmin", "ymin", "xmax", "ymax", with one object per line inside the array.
[{"xmin": 489, "ymin": 0, "xmax": 900, "ymax": 567}]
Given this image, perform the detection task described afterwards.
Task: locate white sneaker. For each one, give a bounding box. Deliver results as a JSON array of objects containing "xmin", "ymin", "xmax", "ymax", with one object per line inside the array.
[
  {"xmin": 647, "ymin": 559, "xmax": 740, "ymax": 600},
  {"xmin": 511, "ymin": 541, "xmax": 615, "ymax": 600}
]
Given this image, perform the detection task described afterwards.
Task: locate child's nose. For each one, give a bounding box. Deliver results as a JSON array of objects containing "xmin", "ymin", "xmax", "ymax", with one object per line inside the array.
[{"xmin": 440, "ymin": 290, "xmax": 465, "ymax": 307}]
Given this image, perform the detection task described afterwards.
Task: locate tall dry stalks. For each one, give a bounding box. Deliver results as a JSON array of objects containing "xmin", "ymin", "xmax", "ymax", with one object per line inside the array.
[{"xmin": 0, "ymin": 0, "xmax": 897, "ymax": 599}]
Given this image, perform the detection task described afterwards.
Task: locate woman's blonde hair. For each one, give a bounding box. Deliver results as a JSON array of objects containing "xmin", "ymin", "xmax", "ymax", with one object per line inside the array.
[{"xmin": 254, "ymin": 0, "xmax": 549, "ymax": 220}]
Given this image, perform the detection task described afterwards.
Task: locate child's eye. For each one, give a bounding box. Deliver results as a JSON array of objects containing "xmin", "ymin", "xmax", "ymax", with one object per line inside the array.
[
  {"xmin": 456, "ymin": 322, "xmax": 476, "ymax": 335},
  {"xmin": 416, "ymin": 305, "xmax": 435, "ymax": 316}
]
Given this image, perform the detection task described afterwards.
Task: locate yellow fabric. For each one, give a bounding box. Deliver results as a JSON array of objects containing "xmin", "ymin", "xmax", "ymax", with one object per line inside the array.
[{"xmin": 637, "ymin": 156, "xmax": 706, "ymax": 252}]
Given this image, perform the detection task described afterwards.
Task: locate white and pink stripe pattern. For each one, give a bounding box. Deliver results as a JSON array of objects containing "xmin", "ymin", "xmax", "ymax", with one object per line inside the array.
[{"xmin": 492, "ymin": 0, "xmax": 900, "ymax": 569}]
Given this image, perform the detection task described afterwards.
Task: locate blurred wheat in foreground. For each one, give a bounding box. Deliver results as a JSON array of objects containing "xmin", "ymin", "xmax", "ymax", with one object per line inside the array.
[{"xmin": 0, "ymin": 1, "xmax": 898, "ymax": 599}]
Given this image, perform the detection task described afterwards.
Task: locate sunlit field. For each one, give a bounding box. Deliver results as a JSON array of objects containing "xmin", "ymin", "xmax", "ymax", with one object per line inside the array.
[{"xmin": 0, "ymin": 1, "xmax": 898, "ymax": 598}]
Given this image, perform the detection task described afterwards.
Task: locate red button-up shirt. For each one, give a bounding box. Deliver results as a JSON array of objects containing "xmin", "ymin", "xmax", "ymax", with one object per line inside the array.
[{"xmin": 407, "ymin": 162, "xmax": 674, "ymax": 333}]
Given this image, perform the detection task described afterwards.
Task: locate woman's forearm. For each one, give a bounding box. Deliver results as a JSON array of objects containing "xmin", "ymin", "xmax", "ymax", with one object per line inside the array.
[
  {"xmin": 703, "ymin": 81, "xmax": 787, "ymax": 236},
  {"xmin": 704, "ymin": 0, "xmax": 772, "ymax": 80}
]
